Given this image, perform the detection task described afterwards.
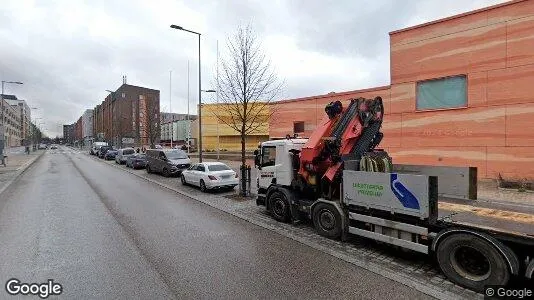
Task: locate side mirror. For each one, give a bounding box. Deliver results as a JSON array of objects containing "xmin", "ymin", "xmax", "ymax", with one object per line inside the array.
[
  {"xmin": 254, "ymin": 155, "xmax": 261, "ymax": 168},
  {"xmin": 253, "ymin": 149, "xmax": 259, "ymax": 156}
]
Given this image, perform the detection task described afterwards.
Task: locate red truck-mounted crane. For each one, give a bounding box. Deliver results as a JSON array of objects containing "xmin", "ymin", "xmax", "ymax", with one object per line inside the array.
[{"xmin": 253, "ymin": 97, "xmax": 534, "ymax": 293}]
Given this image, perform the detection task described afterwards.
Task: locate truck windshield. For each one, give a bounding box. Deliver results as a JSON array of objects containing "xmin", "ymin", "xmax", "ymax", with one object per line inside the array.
[{"xmin": 262, "ymin": 146, "xmax": 276, "ymax": 167}]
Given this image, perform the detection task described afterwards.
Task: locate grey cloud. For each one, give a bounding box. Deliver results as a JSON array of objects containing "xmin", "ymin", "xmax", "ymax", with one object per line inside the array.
[{"xmin": 0, "ymin": 0, "xmax": 507, "ymax": 137}]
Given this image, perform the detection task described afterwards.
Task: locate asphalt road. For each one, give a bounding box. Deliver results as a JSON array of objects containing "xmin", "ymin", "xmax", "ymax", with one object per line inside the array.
[{"xmin": 0, "ymin": 147, "xmax": 431, "ymax": 299}]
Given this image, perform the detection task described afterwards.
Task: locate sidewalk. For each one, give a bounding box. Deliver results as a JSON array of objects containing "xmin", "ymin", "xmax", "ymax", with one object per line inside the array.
[{"xmin": 0, "ymin": 150, "xmax": 44, "ymax": 194}]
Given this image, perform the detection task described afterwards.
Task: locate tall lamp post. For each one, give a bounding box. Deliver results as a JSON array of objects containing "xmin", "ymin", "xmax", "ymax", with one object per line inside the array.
[
  {"xmin": 170, "ymin": 24, "xmax": 203, "ymax": 161},
  {"xmin": 1, "ymin": 80, "xmax": 23, "ymax": 156}
]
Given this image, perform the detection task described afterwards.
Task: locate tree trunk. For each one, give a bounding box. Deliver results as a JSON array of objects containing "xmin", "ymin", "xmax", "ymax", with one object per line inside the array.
[{"xmin": 240, "ymin": 126, "xmax": 246, "ymax": 196}]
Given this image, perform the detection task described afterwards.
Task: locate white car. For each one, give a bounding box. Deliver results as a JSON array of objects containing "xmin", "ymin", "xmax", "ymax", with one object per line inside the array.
[{"xmin": 181, "ymin": 162, "xmax": 238, "ymax": 192}]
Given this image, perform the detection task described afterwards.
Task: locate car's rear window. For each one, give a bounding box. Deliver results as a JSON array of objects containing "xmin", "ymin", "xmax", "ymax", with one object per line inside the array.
[
  {"xmin": 208, "ymin": 164, "xmax": 231, "ymax": 171},
  {"xmin": 123, "ymin": 149, "xmax": 135, "ymax": 155}
]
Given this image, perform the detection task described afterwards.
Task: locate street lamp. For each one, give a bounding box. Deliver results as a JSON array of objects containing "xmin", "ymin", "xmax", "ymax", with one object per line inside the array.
[
  {"xmin": 1, "ymin": 80, "xmax": 23, "ymax": 157},
  {"xmin": 170, "ymin": 24, "xmax": 203, "ymax": 161}
]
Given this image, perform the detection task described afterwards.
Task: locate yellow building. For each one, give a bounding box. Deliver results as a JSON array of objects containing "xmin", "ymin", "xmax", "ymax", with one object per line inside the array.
[{"xmin": 198, "ymin": 103, "xmax": 270, "ymax": 151}]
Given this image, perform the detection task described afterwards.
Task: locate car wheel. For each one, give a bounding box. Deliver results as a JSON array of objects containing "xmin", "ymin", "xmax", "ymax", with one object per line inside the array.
[
  {"xmin": 163, "ymin": 168, "xmax": 170, "ymax": 177},
  {"xmin": 181, "ymin": 174, "xmax": 187, "ymax": 185},
  {"xmin": 146, "ymin": 165, "xmax": 152, "ymax": 173},
  {"xmin": 200, "ymin": 180, "xmax": 207, "ymax": 192}
]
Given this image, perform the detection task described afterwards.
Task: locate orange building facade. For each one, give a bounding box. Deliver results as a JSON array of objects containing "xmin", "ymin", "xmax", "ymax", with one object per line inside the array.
[{"xmin": 270, "ymin": 0, "xmax": 534, "ymax": 180}]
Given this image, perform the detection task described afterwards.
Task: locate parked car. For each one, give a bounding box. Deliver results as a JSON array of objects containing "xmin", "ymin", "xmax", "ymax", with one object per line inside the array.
[
  {"xmin": 115, "ymin": 148, "xmax": 136, "ymax": 164},
  {"xmin": 91, "ymin": 142, "xmax": 108, "ymax": 155},
  {"xmin": 126, "ymin": 153, "xmax": 147, "ymax": 169},
  {"xmin": 38, "ymin": 143, "xmax": 47, "ymax": 150},
  {"xmin": 104, "ymin": 150, "xmax": 118, "ymax": 160},
  {"xmin": 181, "ymin": 162, "xmax": 238, "ymax": 192},
  {"xmin": 98, "ymin": 146, "xmax": 113, "ymax": 158},
  {"xmin": 145, "ymin": 149, "xmax": 191, "ymax": 177},
  {"xmin": 50, "ymin": 144, "xmax": 58, "ymax": 149}
]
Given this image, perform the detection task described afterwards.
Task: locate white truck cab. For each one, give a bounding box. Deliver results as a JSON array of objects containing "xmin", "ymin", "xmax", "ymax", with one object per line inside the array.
[{"xmin": 254, "ymin": 138, "xmax": 308, "ymax": 194}]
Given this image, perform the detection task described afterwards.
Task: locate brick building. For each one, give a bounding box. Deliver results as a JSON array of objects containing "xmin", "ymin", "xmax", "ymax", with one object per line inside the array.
[
  {"xmin": 63, "ymin": 124, "xmax": 75, "ymax": 145},
  {"xmin": 89, "ymin": 84, "xmax": 160, "ymax": 147},
  {"xmin": 270, "ymin": 0, "xmax": 534, "ymax": 180}
]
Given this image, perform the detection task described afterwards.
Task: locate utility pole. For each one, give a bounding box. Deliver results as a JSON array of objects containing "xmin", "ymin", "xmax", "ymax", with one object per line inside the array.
[
  {"xmin": 169, "ymin": 70, "xmax": 173, "ymax": 149},
  {"xmin": 187, "ymin": 60, "xmax": 190, "ymax": 154},
  {"xmin": 216, "ymin": 39, "xmax": 220, "ymax": 161}
]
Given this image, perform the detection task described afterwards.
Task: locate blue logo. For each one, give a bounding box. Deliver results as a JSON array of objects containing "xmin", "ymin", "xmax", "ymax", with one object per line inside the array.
[{"xmin": 390, "ymin": 173, "xmax": 420, "ymax": 209}]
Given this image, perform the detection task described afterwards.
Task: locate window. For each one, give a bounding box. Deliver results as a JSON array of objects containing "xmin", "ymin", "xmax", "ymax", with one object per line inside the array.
[
  {"xmin": 139, "ymin": 95, "xmax": 145, "ymax": 100},
  {"xmin": 197, "ymin": 165, "xmax": 206, "ymax": 172},
  {"xmin": 166, "ymin": 150, "xmax": 188, "ymax": 159},
  {"xmin": 208, "ymin": 164, "xmax": 231, "ymax": 171},
  {"xmin": 261, "ymin": 146, "xmax": 276, "ymax": 167},
  {"xmin": 122, "ymin": 93, "xmax": 126, "ymax": 98},
  {"xmin": 416, "ymin": 75, "xmax": 467, "ymax": 110},
  {"xmin": 293, "ymin": 121, "xmax": 304, "ymax": 133},
  {"xmin": 123, "ymin": 149, "xmax": 135, "ymax": 155}
]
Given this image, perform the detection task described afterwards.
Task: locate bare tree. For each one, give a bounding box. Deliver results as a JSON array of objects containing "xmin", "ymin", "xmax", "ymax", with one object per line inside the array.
[
  {"xmin": 140, "ymin": 95, "xmax": 160, "ymax": 149},
  {"xmin": 214, "ymin": 25, "xmax": 283, "ymax": 195}
]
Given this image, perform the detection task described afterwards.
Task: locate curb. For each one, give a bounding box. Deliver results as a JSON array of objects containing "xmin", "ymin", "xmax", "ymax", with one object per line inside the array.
[
  {"xmin": 86, "ymin": 153, "xmax": 473, "ymax": 300},
  {"xmin": 0, "ymin": 151, "xmax": 45, "ymax": 196}
]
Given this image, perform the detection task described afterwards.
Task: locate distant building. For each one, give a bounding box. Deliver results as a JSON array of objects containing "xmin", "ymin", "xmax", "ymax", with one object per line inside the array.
[
  {"xmin": 1, "ymin": 94, "xmax": 22, "ymax": 147},
  {"xmin": 63, "ymin": 124, "xmax": 75, "ymax": 145},
  {"xmin": 160, "ymin": 113, "xmax": 197, "ymax": 146},
  {"xmin": 3, "ymin": 95, "xmax": 31, "ymax": 145},
  {"xmin": 160, "ymin": 112, "xmax": 197, "ymax": 123},
  {"xmin": 82, "ymin": 109, "xmax": 93, "ymax": 145},
  {"xmin": 198, "ymin": 103, "xmax": 270, "ymax": 151}
]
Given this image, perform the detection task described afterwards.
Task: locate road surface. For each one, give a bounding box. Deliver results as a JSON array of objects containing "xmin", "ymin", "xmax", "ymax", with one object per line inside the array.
[{"xmin": 0, "ymin": 147, "xmax": 431, "ymax": 299}]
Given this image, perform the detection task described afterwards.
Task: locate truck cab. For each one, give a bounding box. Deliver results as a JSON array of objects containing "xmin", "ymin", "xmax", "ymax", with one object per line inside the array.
[{"xmin": 254, "ymin": 138, "xmax": 308, "ymax": 199}]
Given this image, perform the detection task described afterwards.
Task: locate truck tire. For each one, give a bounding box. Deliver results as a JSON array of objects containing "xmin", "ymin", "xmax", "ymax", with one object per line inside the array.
[
  {"xmin": 268, "ymin": 191, "xmax": 291, "ymax": 223},
  {"xmin": 436, "ymin": 233, "xmax": 510, "ymax": 292},
  {"xmin": 312, "ymin": 203, "xmax": 342, "ymax": 239}
]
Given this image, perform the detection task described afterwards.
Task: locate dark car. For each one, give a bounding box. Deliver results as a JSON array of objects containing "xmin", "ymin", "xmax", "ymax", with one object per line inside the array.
[
  {"xmin": 126, "ymin": 153, "xmax": 147, "ymax": 169},
  {"xmin": 145, "ymin": 149, "xmax": 191, "ymax": 177},
  {"xmin": 98, "ymin": 146, "xmax": 113, "ymax": 158},
  {"xmin": 104, "ymin": 150, "xmax": 118, "ymax": 160}
]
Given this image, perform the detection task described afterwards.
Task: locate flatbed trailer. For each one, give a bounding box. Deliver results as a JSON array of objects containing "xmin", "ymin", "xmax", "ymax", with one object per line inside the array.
[
  {"xmin": 256, "ymin": 164, "xmax": 534, "ymax": 293},
  {"xmin": 253, "ymin": 96, "xmax": 533, "ymax": 293}
]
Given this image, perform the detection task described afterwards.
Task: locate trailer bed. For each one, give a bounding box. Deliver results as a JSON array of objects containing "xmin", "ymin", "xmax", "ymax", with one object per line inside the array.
[{"xmin": 438, "ymin": 196, "xmax": 534, "ymax": 241}]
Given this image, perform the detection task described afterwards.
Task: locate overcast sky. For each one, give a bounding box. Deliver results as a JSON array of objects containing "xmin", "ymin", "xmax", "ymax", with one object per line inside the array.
[{"xmin": 1, "ymin": 0, "xmax": 506, "ymax": 137}]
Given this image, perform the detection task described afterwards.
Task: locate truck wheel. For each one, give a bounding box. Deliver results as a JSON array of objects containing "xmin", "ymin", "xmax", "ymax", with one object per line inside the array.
[
  {"xmin": 312, "ymin": 203, "xmax": 341, "ymax": 239},
  {"xmin": 268, "ymin": 191, "xmax": 291, "ymax": 223},
  {"xmin": 436, "ymin": 233, "xmax": 510, "ymax": 292}
]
